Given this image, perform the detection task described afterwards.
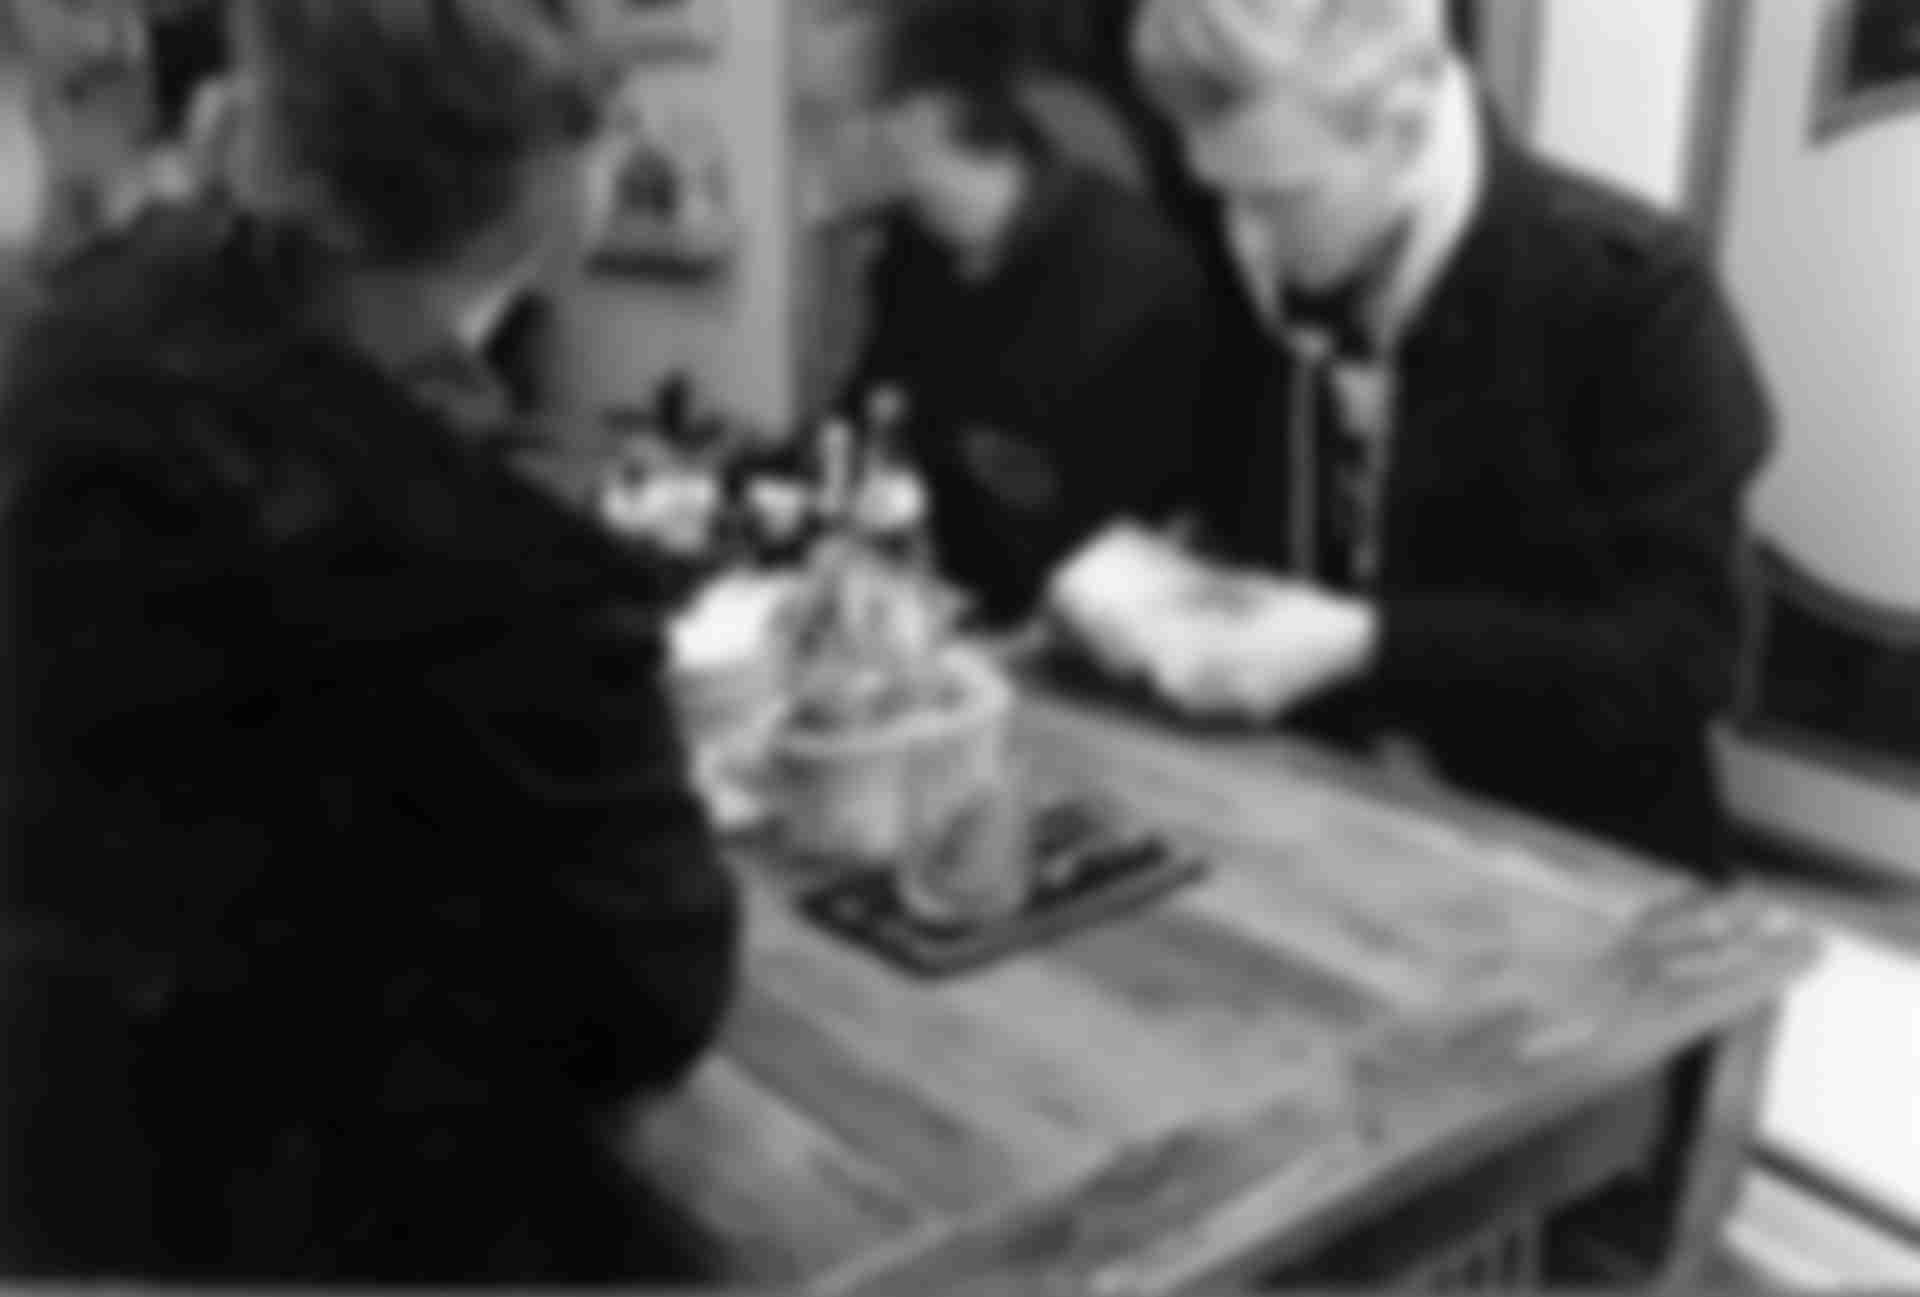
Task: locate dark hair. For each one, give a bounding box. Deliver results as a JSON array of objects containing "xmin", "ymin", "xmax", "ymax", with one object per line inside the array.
[
  {"xmin": 149, "ymin": 0, "xmax": 228, "ymax": 137},
  {"xmin": 233, "ymin": 0, "xmax": 617, "ymax": 267},
  {"xmin": 876, "ymin": 2, "xmax": 1049, "ymax": 161}
]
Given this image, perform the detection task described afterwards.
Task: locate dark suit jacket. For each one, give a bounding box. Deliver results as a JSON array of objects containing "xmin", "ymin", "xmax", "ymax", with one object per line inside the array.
[
  {"xmin": 1196, "ymin": 107, "xmax": 1775, "ymax": 881},
  {"xmin": 847, "ymin": 156, "xmax": 1216, "ymax": 624},
  {"xmin": 0, "ymin": 203, "xmax": 739, "ymax": 1282}
]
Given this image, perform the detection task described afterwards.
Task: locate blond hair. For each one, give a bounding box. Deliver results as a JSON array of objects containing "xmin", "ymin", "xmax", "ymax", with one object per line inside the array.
[{"xmin": 1132, "ymin": 0, "xmax": 1451, "ymax": 140}]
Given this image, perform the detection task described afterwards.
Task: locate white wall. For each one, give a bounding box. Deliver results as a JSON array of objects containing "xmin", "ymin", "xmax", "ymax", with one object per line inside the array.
[
  {"xmin": 1717, "ymin": 0, "xmax": 1920, "ymax": 606},
  {"xmin": 0, "ymin": 66, "xmax": 44, "ymax": 245},
  {"xmin": 1533, "ymin": 0, "xmax": 1920, "ymax": 881},
  {"xmin": 552, "ymin": 0, "xmax": 795, "ymax": 434},
  {"xmin": 1532, "ymin": 0, "xmax": 1709, "ymax": 209},
  {"xmin": 1708, "ymin": 0, "xmax": 1920, "ymax": 878}
]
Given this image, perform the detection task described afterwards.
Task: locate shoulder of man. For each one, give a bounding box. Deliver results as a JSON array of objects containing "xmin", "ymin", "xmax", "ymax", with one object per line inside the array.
[
  {"xmin": 1517, "ymin": 152, "xmax": 1717, "ymax": 302},
  {"xmin": 1506, "ymin": 146, "xmax": 1775, "ymax": 458},
  {"xmin": 7, "ymin": 200, "xmax": 278, "ymax": 405},
  {"xmin": 0, "ymin": 204, "xmax": 335, "ymax": 545},
  {"xmin": 1057, "ymin": 164, "xmax": 1211, "ymax": 314}
]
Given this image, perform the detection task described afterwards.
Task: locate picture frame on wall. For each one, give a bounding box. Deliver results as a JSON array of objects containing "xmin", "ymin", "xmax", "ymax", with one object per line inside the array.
[
  {"xmin": 1812, "ymin": 0, "xmax": 1920, "ymax": 143},
  {"xmin": 589, "ymin": 96, "xmax": 738, "ymax": 281},
  {"xmin": 594, "ymin": 0, "xmax": 726, "ymax": 62}
]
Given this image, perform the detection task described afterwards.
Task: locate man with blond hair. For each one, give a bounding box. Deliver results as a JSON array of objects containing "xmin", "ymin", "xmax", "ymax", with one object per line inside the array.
[{"xmin": 1055, "ymin": 0, "xmax": 1775, "ymax": 880}]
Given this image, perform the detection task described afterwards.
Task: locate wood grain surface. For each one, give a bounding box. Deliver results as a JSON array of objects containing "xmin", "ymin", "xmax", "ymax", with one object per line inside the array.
[{"xmin": 623, "ymin": 688, "xmax": 1820, "ymax": 1293}]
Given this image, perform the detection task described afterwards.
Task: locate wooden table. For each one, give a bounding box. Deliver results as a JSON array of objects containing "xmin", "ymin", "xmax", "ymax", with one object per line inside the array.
[{"xmin": 624, "ymin": 689, "xmax": 1818, "ymax": 1293}]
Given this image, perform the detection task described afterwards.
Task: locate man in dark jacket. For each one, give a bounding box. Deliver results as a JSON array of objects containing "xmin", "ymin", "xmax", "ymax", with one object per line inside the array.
[
  {"xmin": 0, "ymin": 0, "xmax": 737, "ymax": 1283},
  {"xmin": 843, "ymin": 8, "xmax": 1216, "ymax": 626},
  {"xmin": 1080, "ymin": 0, "xmax": 1776, "ymax": 881}
]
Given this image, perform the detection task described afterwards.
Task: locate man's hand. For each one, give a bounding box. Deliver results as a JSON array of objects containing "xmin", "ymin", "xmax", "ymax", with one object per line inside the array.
[
  {"xmin": 1044, "ymin": 524, "xmax": 1200, "ymax": 682},
  {"xmin": 1045, "ymin": 528, "xmax": 1379, "ymax": 721},
  {"xmin": 1146, "ymin": 582, "xmax": 1380, "ymax": 723}
]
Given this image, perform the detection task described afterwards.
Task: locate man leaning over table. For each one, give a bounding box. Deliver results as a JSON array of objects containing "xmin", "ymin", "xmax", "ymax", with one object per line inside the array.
[
  {"xmin": 1051, "ymin": 0, "xmax": 1776, "ymax": 883},
  {"xmin": 841, "ymin": 3, "xmax": 1217, "ymax": 628}
]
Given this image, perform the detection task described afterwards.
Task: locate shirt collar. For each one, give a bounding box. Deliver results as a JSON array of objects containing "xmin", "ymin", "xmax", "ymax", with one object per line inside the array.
[
  {"xmin": 1373, "ymin": 56, "xmax": 1483, "ymax": 349},
  {"xmin": 330, "ymin": 276, "xmax": 519, "ymax": 436}
]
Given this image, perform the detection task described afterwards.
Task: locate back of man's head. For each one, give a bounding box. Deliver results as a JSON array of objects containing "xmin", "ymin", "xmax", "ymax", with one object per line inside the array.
[{"xmin": 229, "ymin": 0, "xmax": 615, "ymax": 268}]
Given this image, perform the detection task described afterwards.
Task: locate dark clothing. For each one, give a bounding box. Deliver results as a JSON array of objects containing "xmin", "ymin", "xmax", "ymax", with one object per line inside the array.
[
  {"xmin": 848, "ymin": 158, "xmax": 1215, "ymax": 624},
  {"xmin": 0, "ymin": 203, "xmax": 740, "ymax": 1282},
  {"xmin": 148, "ymin": 0, "xmax": 225, "ymax": 136},
  {"xmin": 1195, "ymin": 109, "xmax": 1774, "ymax": 881}
]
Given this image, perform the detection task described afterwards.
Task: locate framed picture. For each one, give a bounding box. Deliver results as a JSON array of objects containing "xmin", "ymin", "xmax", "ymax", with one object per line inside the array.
[
  {"xmin": 1812, "ymin": 0, "xmax": 1920, "ymax": 143},
  {"xmin": 593, "ymin": 0, "xmax": 726, "ymax": 61},
  {"xmin": 590, "ymin": 98, "xmax": 738, "ymax": 280}
]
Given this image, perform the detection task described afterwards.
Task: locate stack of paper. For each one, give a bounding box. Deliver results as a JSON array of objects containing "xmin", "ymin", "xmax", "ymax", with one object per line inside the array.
[
  {"xmin": 1046, "ymin": 525, "xmax": 1297, "ymax": 697},
  {"xmin": 667, "ymin": 572, "xmax": 799, "ymax": 676}
]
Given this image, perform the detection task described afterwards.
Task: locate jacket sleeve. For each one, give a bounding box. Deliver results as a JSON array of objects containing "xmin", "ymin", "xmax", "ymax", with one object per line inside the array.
[
  {"xmin": 1373, "ymin": 250, "xmax": 1774, "ymax": 755},
  {"xmin": 405, "ymin": 561, "xmax": 743, "ymax": 1107},
  {"xmin": 1042, "ymin": 272, "xmax": 1217, "ymax": 555}
]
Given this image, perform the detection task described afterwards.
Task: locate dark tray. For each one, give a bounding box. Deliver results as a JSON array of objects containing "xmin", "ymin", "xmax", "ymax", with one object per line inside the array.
[{"xmin": 796, "ymin": 799, "xmax": 1208, "ymax": 980}]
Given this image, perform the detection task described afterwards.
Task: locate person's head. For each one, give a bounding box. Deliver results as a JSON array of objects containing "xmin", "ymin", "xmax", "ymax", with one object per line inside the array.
[
  {"xmin": 874, "ymin": 5, "xmax": 1048, "ymax": 255},
  {"xmin": 226, "ymin": 0, "xmax": 627, "ymax": 297},
  {"xmin": 1132, "ymin": 0, "xmax": 1455, "ymax": 292}
]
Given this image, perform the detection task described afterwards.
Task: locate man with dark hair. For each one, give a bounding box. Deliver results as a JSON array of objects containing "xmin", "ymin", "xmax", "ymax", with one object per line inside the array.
[
  {"xmin": 844, "ymin": 5, "xmax": 1216, "ymax": 626},
  {"xmin": 0, "ymin": 0, "xmax": 737, "ymax": 1283}
]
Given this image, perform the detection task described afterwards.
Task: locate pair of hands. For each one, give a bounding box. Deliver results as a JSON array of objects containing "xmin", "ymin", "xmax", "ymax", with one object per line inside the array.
[{"xmin": 1042, "ymin": 525, "xmax": 1380, "ymax": 724}]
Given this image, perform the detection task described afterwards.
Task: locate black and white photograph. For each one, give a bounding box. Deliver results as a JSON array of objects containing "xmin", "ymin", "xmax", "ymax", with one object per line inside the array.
[{"xmin": 0, "ymin": 0, "xmax": 1915, "ymax": 1290}]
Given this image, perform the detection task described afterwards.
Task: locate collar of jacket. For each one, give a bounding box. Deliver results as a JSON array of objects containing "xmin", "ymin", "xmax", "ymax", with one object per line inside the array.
[
  {"xmin": 1397, "ymin": 88, "xmax": 1547, "ymax": 369},
  {"xmin": 133, "ymin": 203, "xmax": 522, "ymax": 443}
]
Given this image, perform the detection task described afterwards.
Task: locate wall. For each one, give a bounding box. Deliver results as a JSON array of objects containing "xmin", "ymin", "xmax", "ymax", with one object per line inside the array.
[
  {"xmin": 1720, "ymin": 0, "xmax": 1920, "ymax": 606},
  {"xmin": 1531, "ymin": 0, "xmax": 1709, "ymax": 209},
  {"xmin": 1708, "ymin": 0, "xmax": 1920, "ymax": 878},
  {"xmin": 1532, "ymin": 0, "xmax": 1920, "ymax": 882},
  {"xmin": 551, "ymin": 0, "xmax": 795, "ymax": 434}
]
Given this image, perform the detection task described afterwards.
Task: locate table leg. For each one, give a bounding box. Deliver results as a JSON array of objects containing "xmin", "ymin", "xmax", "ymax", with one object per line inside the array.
[{"xmin": 1657, "ymin": 1006, "xmax": 1781, "ymax": 1288}]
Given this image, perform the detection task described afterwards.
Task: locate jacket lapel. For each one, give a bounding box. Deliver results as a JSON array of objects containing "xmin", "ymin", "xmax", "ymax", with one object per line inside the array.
[{"xmin": 1379, "ymin": 102, "xmax": 1540, "ymax": 589}]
